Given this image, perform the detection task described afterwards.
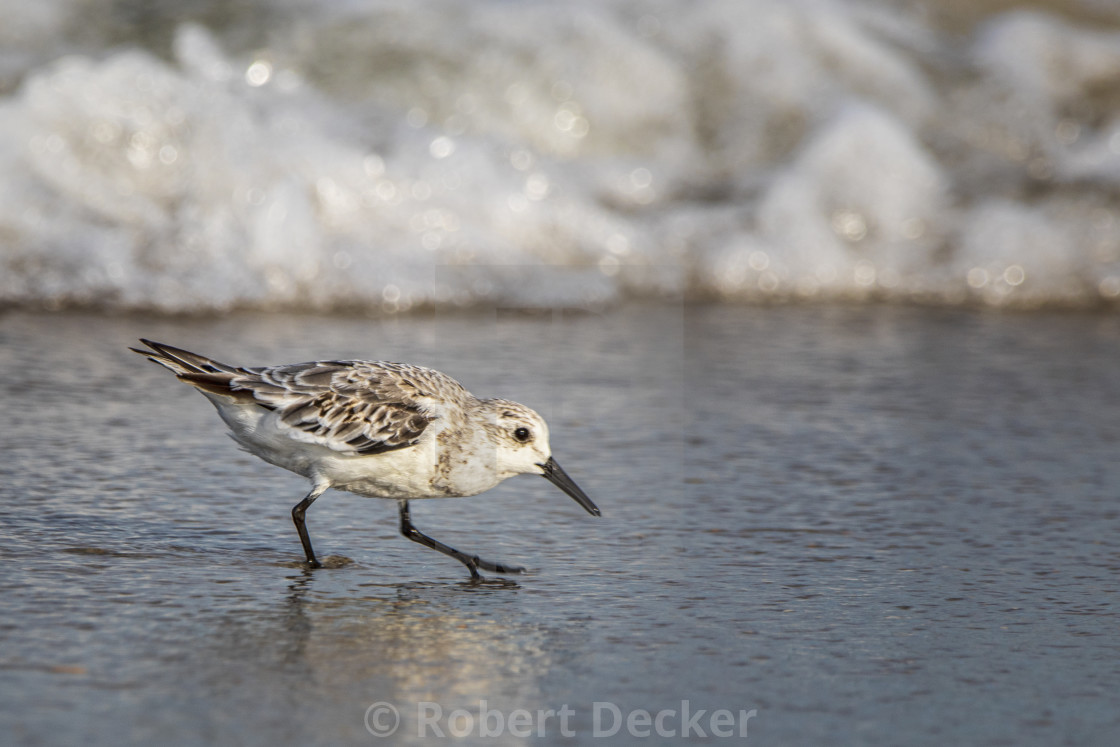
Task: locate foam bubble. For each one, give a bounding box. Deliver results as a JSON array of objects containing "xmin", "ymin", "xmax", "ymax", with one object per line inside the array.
[{"xmin": 0, "ymin": 2, "xmax": 1118, "ymax": 312}]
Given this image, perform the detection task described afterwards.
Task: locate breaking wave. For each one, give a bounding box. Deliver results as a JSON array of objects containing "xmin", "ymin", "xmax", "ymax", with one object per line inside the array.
[{"xmin": 2, "ymin": 0, "xmax": 1120, "ymax": 312}]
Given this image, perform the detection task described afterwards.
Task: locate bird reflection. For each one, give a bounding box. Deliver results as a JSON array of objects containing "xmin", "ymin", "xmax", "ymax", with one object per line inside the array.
[{"xmin": 257, "ymin": 568, "xmax": 541, "ymax": 710}]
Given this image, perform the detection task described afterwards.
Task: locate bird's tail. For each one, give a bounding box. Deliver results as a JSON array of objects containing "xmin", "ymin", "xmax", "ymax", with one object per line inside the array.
[
  {"xmin": 130, "ymin": 339, "xmax": 240, "ymax": 376},
  {"xmin": 131, "ymin": 339, "xmax": 262, "ymax": 403}
]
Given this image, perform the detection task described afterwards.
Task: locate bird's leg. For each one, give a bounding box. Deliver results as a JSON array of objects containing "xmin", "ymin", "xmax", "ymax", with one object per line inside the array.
[
  {"xmin": 291, "ymin": 486, "xmax": 327, "ymax": 568},
  {"xmin": 398, "ymin": 500, "xmax": 525, "ymax": 579}
]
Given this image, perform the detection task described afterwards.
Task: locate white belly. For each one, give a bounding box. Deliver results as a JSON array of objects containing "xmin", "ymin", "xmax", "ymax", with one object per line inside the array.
[{"xmin": 207, "ymin": 396, "xmax": 505, "ymax": 500}]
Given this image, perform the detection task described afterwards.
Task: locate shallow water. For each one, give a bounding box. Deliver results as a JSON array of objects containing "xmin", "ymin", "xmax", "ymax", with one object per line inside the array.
[{"xmin": 2, "ymin": 305, "xmax": 1119, "ymax": 745}]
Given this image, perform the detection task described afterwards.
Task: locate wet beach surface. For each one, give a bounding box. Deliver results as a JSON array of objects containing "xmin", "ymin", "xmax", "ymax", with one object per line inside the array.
[{"xmin": 2, "ymin": 305, "xmax": 1119, "ymax": 745}]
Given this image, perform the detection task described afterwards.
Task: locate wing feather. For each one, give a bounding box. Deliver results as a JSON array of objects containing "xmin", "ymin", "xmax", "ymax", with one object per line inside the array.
[
  {"xmin": 273, "ymin": 391, "xmax": 429, "ymax": 454},
  {"xmin": 135, "ymin": 342, "xmax": 466, "ymax": 456},
  {"xmin": 236, "ymin": 360, "xmax": 462, "ymax": 455}
]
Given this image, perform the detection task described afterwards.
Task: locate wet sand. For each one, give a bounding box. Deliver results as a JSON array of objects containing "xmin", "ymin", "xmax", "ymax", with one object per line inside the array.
[{"xmin": 2, "ymin": 305, "xmax": 1119, "ymax": 745}]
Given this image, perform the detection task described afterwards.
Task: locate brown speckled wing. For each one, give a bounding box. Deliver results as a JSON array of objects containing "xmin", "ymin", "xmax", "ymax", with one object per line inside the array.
[{"xmin": 228, "ymin": 361, "xmax": 466, "ymax": 455}]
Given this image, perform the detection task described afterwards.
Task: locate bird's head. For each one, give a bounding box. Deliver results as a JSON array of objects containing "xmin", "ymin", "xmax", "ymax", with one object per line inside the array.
[{"xmin": 486, "ymin": 400, "xmax": 599, "ymax": 516}]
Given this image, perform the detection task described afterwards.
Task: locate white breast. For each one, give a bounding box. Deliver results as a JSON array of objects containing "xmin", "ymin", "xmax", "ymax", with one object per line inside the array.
[{"xmin": 206, "ymin": 396, "xmax": 505, "ymax": 500}]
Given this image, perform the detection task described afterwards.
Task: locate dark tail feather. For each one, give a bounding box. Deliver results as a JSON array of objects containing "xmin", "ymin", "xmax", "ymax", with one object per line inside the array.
[
  {"xmin": 131, "ymin": 339, "xmax": 240, "ymax": 375},
  {"xmin": 177, "ymin": 372, "xmax": 258, "ymax": 403},
  {"xmin": 132, "ymin": 340, "xmax": 259, "ymax": 403}
]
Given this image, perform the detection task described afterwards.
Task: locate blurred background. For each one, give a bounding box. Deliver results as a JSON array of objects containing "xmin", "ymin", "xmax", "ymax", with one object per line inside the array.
[{"xmin": 3, "ymin": 0, "xmax": 1120, "ymax": 314}]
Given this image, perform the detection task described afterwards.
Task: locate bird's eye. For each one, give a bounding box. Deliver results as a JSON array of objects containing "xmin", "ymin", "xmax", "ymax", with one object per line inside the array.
[{"xmin": 513, "ymin": 427, "xmax": 531, "ymax": 443}]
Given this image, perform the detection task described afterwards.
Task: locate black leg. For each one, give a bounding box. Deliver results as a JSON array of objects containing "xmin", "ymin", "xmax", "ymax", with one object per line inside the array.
[
  {"xmin": 398, "ymin": 500, "xmax": 525, "ymax": 579},
  {"xmin": 292, "ymin": 487, "xmax": 326, "ymax": 568}
]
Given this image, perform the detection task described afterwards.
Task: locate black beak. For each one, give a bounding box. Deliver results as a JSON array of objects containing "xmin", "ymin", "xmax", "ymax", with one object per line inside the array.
[{"xmin": 539, "ymin": 457, "xmax": 600, "ymax": 516}]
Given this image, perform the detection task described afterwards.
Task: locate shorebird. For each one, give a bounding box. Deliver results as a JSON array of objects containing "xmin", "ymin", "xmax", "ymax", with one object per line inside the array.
[{"xmin": 131, "ymin": 339, "xmax": 599, "ymax": 579}]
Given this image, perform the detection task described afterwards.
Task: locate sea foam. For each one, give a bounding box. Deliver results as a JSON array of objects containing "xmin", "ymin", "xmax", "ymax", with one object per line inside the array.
[{"xmin": 1, "ymin": 0, "xmax": 1118, "ymax": 312}]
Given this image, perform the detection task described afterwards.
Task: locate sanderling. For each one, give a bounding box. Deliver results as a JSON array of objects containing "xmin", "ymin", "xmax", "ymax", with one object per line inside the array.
[{"xmin": 132, "ymin": 339, "xmax": 599, "ymax": 579}]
